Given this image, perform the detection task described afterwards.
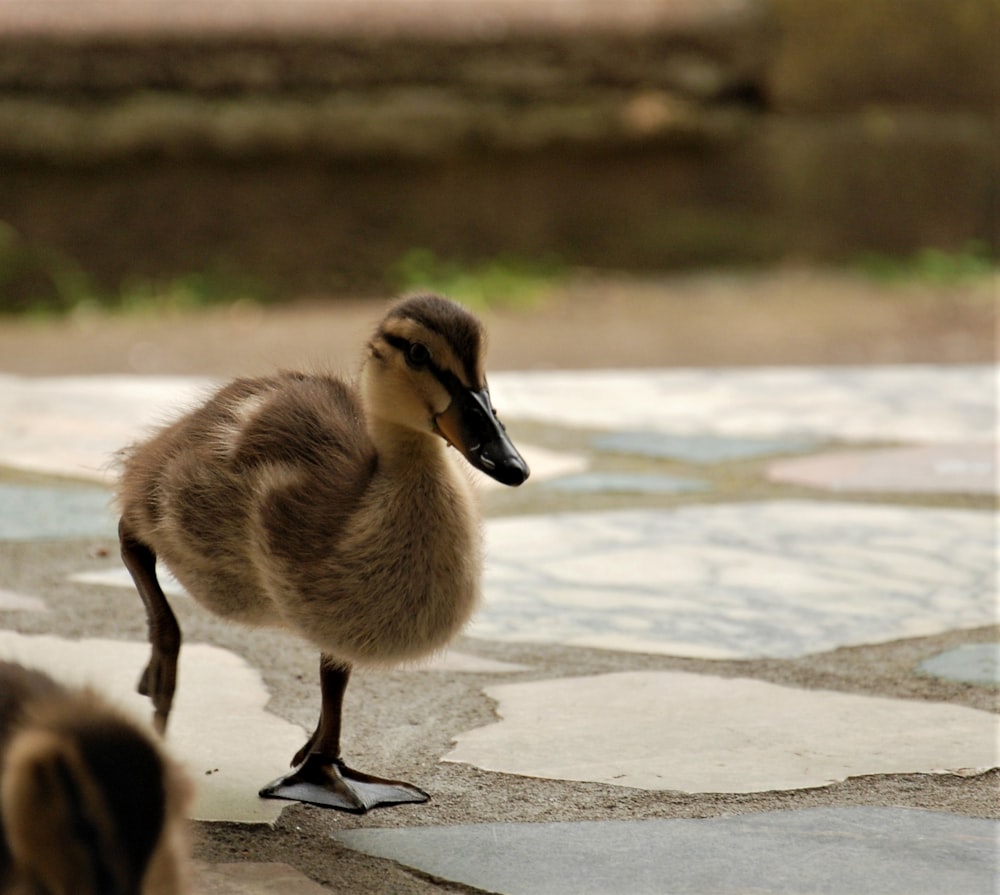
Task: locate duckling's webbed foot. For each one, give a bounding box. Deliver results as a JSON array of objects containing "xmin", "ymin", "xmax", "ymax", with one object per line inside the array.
[
  {"xmin": 258, "ymin": 655, "xmax": 428, "ymax": 812},
  {"xmin": 259, "ymin": 754, "xmax": 429, "ymax": 812}
]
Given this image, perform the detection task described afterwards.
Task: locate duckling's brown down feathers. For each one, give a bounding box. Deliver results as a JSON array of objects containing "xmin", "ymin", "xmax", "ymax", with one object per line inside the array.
[{"xmin": 117, "ymin": 324, "xmax": 483, "ymax": 666}]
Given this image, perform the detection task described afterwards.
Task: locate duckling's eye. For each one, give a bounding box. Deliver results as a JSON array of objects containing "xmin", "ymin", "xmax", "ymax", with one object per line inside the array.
[{"xmin": 406, "ymin": 342, "xmax": 431, "ymax": 369}]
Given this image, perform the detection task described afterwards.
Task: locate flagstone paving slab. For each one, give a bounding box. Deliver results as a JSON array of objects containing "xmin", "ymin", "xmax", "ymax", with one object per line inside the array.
[
  {"xmin": 0, "ymin": 373, "xmax": 582, "ymax": 484},
  {"xmin": 0, "ymin": 587, "xmax": 47, "ymax": 612},
  {"xmin": 0, "ymin": 631, "xmax": 305, "ymax": 823},
  {"xmin": 195, "ymin": 862, "xmax": 331, "ymax": 895},
  {"xmin": 918, "ymin": 644, "xmax": 1000, "ymax": 686},
  {"xmin": 493, "ymin": 365, "xmax": 997, "ymax": 443},
  {"xmin": 75, "ymin": 500, "xmax": 994, "ymax": 661},
  {"xmin": 594, "ymin": 431, "xmax": 818, "ymax": 463},
  {"xmin": 1, "ymin": 366, "xmax": 995, "ymax": 481},
  {"xmin": 473, "ymin": 501, "xmax": 995, "ymax": 659},
  {"xmin": 0, "ymin": 481, "xmax": 116, "ymax": 540},
  {"xmin": 0, "ymin": 373, "xmax": 211, "ymax": 482},
  {"xmin": 545, "ymin": 471, "xmax": 709, "ymax": 495},
  {"xmin": 333, "ymin": 808, "xmax": 999, "ymax": 895},
  {"xmin": 768, "ymin": 443, "xmax": 998, "ymax": 495},
  {"xmin": 445, "ymin": 671, "xmax": 999, "ymax": 792}
]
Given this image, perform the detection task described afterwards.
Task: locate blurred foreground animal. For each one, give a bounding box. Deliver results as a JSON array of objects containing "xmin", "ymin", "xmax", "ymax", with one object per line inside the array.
[
  {"xmin": 0, "ymin": 661, "xmax": 190, "ymax": 895},
  {"xmin": 117, "ymin": 293, "xmax": 529, "ymax": 812}
]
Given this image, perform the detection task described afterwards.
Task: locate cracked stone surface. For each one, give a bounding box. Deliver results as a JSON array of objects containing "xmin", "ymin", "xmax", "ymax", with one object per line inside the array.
[
  {"xmin": 0, "ymin": 631, "xmax": 305, "ymax": 823},
  {"xmin": 545, "ymin": 471, "xmax": 709, "ymax": 495},
  {"xmin": 0, "ymin": 481, "xmax": 116, "ymax": 540},
  {"xmin": 445, "ymin": 671, "xmax": 1000, "ymax": 792},
  {"xmin": 0, "ymin": 587, "xmax": 47, "ymax": 612},
  {"xmin": 594, "ymin": 431, "xmax": 818, "ymax": 463},
  {"xmin": 473, "ymin": 501, "xmax": 995, "ymax": 659},
  {"xmin": 767, "ymin": 443, "xmax": 998, "ymax": 495},
  {"xmin": 0, "ymin": 366, "xmax": 994, "ymax": 482},
  {"xmin": 918, "ymin": 644, "xmax": 1000, "ymax": 686},
  {"xmin": 195, "ymin": 862, "xmax": 332, "ymax": 895},
  {"xmin": 334, "ymin": 808, "xmax": 1000, "ymax": 895},
  {"xmin": 492, "ymin": 366, "xmax": 997, "ymax": 443}
]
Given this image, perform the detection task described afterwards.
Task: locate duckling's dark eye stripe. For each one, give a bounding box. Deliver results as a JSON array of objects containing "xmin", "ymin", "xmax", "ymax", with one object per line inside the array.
[{"xmin": 382, "ymin": 333, "xmax": 467, "ymax": 397}]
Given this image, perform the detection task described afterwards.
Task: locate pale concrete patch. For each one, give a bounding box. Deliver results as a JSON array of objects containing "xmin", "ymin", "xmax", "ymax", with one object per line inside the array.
[
  {"xmin": 194, "ymin": 862, "xmax": 331, "ymax": 895},
  {"xmin": 0, "ymin": 373, "xmax": 586, "ymax": 488},
  {"xmin": 445, "ymin": 671, "xmax": 1000, "ymax": 792},
  {"xmin": 768, "ymin": 443, "xmax": 998, "ymax": 495},
  {"xmin": 0, "ymin": 587, "xmax": 47, "ymax": 612},
  {"xmin": 491, "ymin": 365, "xmax": 997, "ymax": 443},
  {"xmin": 334, "ymin": 809, "xmax": 999, "ymax": 895},
  {"xmin": 0, "ymin": 631, "xmax": 304, "ymax": 823},
  {"xmin": 474, "ymin": 502, "xmax": 995, "ymax": 659},
  {"xmin": 70, "ymin": 564, "xmax": 188, "ymax": 595},
  {"xmin": 0, "ymin": 373, "xmax": 211, "ymax": 482}
]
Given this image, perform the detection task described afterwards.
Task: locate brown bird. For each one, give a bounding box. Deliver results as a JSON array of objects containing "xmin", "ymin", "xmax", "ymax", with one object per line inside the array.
[
  {"xmin": 0, "ymin": 661, "xmax": 190, "ymax": 895},
  {"xmin": 116, "ymin": 293, "xmax": 529, "ymax": 812}
]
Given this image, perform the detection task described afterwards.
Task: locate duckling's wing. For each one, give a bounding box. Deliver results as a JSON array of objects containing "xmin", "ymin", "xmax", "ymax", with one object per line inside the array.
[{"xmin": 233, "ymin": 373, "xmax": 378, "ymax": 554}]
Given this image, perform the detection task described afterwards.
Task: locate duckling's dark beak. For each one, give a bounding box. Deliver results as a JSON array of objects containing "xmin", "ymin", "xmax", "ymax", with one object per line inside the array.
[{"xmin": 435, "ymin": 386, "xmax": 530, "ymax": 486}]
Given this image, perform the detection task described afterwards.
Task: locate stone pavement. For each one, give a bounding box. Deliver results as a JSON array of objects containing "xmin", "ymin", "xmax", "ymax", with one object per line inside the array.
[{"xmin": 0, "ymin": 363, "xmax": 997, "ymax": 894}]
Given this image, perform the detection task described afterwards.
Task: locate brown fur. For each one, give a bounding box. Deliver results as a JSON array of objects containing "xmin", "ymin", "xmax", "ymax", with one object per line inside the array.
[
  {"xmin": 0, "ymin": 662, "xmax": 190, "ymax": 895},
  {"xmin": 116, "ymin": 294, "xmax": 486, "ymax": 665}
]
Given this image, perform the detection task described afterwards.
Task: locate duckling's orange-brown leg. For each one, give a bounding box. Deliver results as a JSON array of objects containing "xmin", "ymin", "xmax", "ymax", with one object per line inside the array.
[
  {"xmin": 119, "ymin": 519, "xmax": 181, "ymax": 735},
  {"xmin": 259, "ymin": 655, "xmax": 429, "ymax": 813}
]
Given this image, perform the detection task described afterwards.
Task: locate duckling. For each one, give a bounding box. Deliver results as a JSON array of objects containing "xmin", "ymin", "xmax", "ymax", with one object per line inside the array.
[
  {"xmin": 0, "ymin": 661, "xmax": 190, "ymax": 895},
  {"xmin": 117, "ymin": 293, "xmax": 529, "ymax": 812}
]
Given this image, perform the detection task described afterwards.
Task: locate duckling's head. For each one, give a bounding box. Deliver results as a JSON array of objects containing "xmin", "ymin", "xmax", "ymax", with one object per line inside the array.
[{"xmin": 364, "ymin": 293, "xmax": 529, "ymax": 486}]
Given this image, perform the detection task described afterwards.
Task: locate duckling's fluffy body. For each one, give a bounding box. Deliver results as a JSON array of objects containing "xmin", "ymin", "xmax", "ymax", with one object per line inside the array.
[
  {"xmin": 119, "ymin": 370, "xmax": 480, "ymax": 666},
  {"xmin": 0, "ymin": 662, "xmax": 189, "ymax": 895},
  {"xmin": 115, "ymin": 294, "xmax": 527, "ymax": 810}
]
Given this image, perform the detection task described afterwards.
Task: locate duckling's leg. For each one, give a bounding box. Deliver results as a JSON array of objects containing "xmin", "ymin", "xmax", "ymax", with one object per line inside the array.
[
  {"xmin": 119, "ymin": 519, "xmax": 181, "ymax": 734},
  {"xmin": 258, "ymin": 656, "xmax": 429, "ymax": 812}
]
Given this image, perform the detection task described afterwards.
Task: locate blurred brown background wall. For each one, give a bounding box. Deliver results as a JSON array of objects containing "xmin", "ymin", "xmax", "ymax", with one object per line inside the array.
[{"xmin": 0, "ymin": 0, "xmax": 996, "ymax": 301}]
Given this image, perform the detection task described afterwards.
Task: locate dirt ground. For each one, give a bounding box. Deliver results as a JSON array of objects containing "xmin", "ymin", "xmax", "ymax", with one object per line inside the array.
[
  {"xmin": 0, "ymin": 268, "xmax": 996, "ymax": 377},
  {"xmin": 1, "ymin": 267, "xmax": 997, "ymax": 893}
]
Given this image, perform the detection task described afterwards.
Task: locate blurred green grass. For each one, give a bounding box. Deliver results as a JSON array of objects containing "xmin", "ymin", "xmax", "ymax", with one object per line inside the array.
[
  {"xmin": 1, "ymin": 218, "xmax": 994, "ymax": 317},
  {"xmin": 389, "ymin": 248, "xmax": 566, "ymax": 311},
  {"xmin": 852, "ymin": 242, "xmax": 996, "ymax": 285}
]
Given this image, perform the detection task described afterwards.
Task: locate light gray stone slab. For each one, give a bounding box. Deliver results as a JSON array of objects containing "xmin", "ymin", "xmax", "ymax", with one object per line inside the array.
[
  {"xmin": 73, "ymin": 502, "xmax": 995, "ymax": 663},
  {"xmin": 334, "ymin": 808, "xmax": 999, "ymax": 895},
  {"xmin": 918, "ymin": 644, "xmax": 1000, "ymax": 686},
  {"xmin": 0, "ymin": 631, "xmax": 305, "ymax": 824},
  {"xmin": 0, "ymin": 374, "xmax": 211, "ymax": 482},
  {"xmin": 0, "ymin": 587, "xmax": 47, "ymax": 612},
  {"xmin": 70, "ymin": 564, "xmax": 188, "ymax": 595},
  {"xmin": 0, "ymin": 482, "xmax": 116, "ymax": 541},
  {"xmin": 444, "ymin": 671, "xmax": 999, "ymax": 792},
  {"xmin": 195, "ymin": 862, "xmax": 331, "ymax": 895},
  {"xmin": 491, "ymin": 365, "xmax": 998, "ymax": 443},
  {"xmin": 594, "ymin": 431, "xmax": 816, "ymax": 463},
  {"xmin": 474, "ymin": 502, "xmax": 995, "ymax": 659},
  {"xmin": 0, "ymin": 373, "xmax": 584, "ymax": 486},
  {"xmin": 546, "ymin": 472, "xmax": 708, "ymax": 494},
  {"xmin": 768, "ymin": 443, "xmax": 998, "ymax": 495}
]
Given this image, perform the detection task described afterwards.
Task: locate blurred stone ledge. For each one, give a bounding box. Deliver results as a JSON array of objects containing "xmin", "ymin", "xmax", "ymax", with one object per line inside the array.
[
  {"xmin": 0, "ymin": 0, "xmax": 995, "ymax": 294},
  {"xmin": 0, "ymin": 93, "xmax": 749, "ymax": 162}
]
